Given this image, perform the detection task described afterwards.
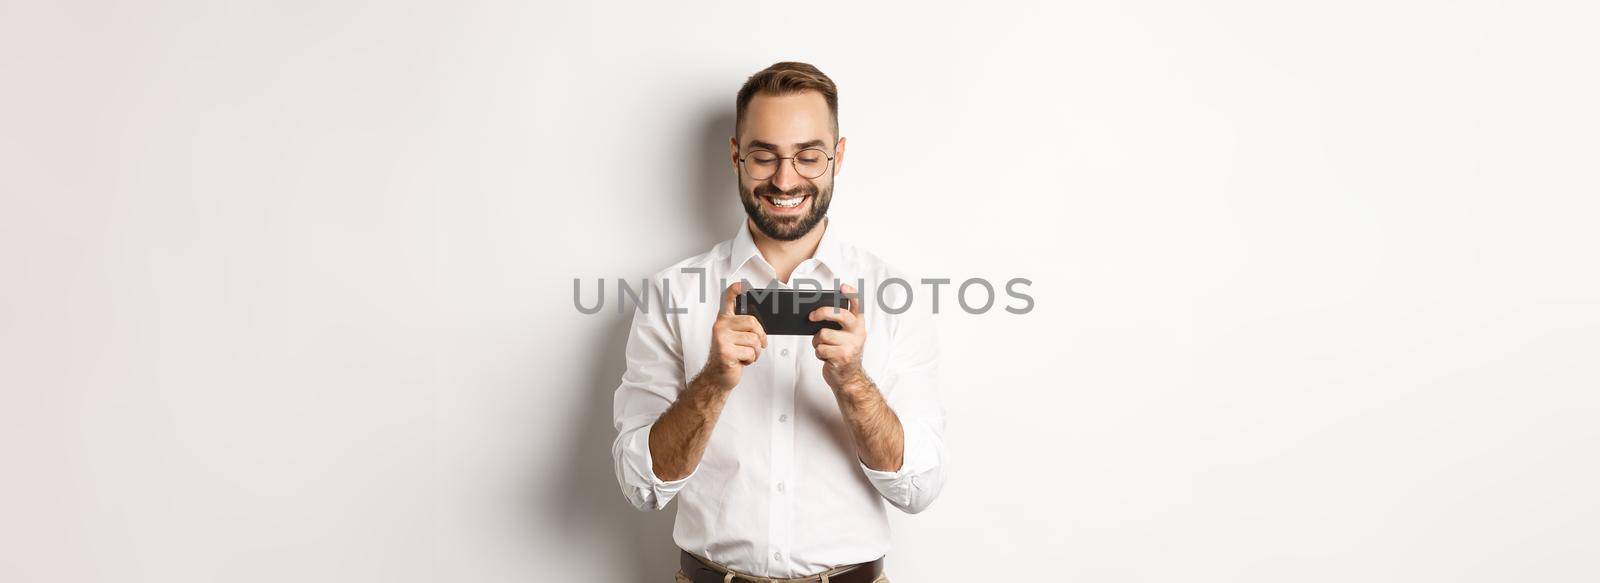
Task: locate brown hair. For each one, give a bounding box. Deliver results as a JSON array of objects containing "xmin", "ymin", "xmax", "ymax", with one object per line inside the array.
[{"xmin": 735, "ymin": 61, "xmax": 839, "ymax": 140}]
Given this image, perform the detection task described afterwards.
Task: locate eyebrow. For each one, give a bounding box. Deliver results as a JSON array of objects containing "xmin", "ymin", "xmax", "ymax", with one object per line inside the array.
[{"xmin": 747, "ymin": 139, "xmax": 829, "ymax": 152}]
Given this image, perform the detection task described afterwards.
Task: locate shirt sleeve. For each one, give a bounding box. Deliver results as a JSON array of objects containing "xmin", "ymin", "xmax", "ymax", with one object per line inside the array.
[
  {"xmin": 857, "ymin": 305, "xmax": 948, "ymax": 514},
  {"xmin": 611, "ymin": 276, "xmax": 696, "ymax": 511}
]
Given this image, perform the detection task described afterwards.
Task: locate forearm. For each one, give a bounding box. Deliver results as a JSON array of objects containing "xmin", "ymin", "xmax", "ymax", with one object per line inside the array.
[
  {"xmin": 648, "ymin": 372, "xmax": 733, "ymax": 481},
  {"xmin": 833, "ymin": 372, "xmax": 905, "ymax": 472}
]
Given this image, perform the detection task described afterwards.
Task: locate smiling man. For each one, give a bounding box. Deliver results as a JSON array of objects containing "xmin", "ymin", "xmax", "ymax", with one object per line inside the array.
[{"xmin": 611, "ymin": 62, "xmax": 948, "ymax": 583}]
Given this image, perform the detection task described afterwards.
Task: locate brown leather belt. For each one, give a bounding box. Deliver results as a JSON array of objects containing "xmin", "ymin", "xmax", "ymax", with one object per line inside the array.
[{"xmin": 679, "ymin": 550, "xmax": 884, "ymax": 583}]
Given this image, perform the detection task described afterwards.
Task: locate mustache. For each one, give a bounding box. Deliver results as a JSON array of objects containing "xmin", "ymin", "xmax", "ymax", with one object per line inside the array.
[{"xmin": 752, "ymin": 181, "xmax": 819, "ymax": 198}]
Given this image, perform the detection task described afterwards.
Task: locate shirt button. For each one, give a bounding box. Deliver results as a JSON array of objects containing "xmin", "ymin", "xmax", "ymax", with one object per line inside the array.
[
  {"xmin": 780, "ymin": 348, "xmax": 790, "ymax": 357},
  {"xmin": 773, "ymin": 551, "xmax": 782, "ymax": 561},
  {"xmin": 776, "ymin": 481, "xmax": 785, "ymax": 492},
  {"xmin": 778, "ymin": 414, "xmax": 788, "ymax": 423}
]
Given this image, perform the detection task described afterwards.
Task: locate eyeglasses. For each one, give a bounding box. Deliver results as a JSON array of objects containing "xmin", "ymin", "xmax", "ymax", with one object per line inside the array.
[{"xmin": 738, "ymin": 147, "xmax": 836, "ymax": 181}]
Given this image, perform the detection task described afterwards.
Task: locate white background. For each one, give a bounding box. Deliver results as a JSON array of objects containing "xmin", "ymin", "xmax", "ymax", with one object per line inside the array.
[{"xmin": 3, "ymin": 1, "xmax": 1597, "ymax": 581}]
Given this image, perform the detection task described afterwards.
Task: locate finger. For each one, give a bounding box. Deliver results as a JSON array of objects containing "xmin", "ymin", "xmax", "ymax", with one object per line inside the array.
[
  {"xmin": 728, "ymin": 331, "xmax": 763, "ymax": 350},
  {"xmin": 814, "ymin": 328, "xmax": 843, "ymax": 346},
  {"xmin": 720, "ymin": 281, "xmax": 744, "ymax": 317},
  {"xmin": 808, "ymin": 306, "xmax": 855, "ymax": 327},
  {"xmin": 736, "ymin": 345, "xmax": 758, "ymax": 365},
  {"xmin": 815, "ymin": 344, "xmax": 840, "ymax": 362},
  {"xmin": 727, "ymin": 315, "xmax": 768, "ymax": 347},
  {"xmin": 841, "ymin": 284, "xmax": 862, "ymax": 316}
]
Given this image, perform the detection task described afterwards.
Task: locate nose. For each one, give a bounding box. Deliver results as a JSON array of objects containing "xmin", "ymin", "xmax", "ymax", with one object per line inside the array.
[{"xmin": 770, "ymin": 157, "xmax": 803, "ymax": 192}]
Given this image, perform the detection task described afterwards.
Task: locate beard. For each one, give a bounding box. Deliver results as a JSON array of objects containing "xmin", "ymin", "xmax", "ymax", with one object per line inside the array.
[{"xmin": 738, "ymin": 177, "xmax": 833, "ymax": 242}]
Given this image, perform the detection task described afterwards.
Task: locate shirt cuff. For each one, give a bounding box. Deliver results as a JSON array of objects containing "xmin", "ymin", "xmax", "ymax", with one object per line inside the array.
[
  {"xmin": 857, "ymin": 418, "xmax": 939, "ymax": 495},
  {"xmin": 622, "ymin": 422, "xmax": 695, "ymax": 509}
]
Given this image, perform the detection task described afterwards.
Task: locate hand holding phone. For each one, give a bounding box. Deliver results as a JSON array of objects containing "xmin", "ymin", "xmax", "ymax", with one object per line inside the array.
[{"xmin": 700, "ymin": 282, "xmax": 770, "ymax": 389}]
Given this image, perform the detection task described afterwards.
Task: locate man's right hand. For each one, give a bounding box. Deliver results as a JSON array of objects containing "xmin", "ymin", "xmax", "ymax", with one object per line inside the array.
[
  {"xmin": 649, "ymin": 282, "xmax": 769, "ymax": 482},
  {"xmin": 700, "ymin": 282, "xmax": 768, "ymax": 390}
]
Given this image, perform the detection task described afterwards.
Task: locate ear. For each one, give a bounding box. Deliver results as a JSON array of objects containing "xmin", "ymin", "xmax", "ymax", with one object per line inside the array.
[
  {"xmin": 832, "ymin": 136, "xmax": 847, "ymax": 177},
  {"xmin": 729, "ymin": 137, "xmax": 741, "ymax": 176}
]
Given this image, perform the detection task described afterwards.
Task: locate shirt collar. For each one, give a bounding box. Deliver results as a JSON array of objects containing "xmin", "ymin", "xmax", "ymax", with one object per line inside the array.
[
  {"xmin": 811, "ymin": 218, "xmax": 845, "ymax": 274},
  {"xmin": 727, "ymin": 218, "xmax": 848, "ymax": 279},
  {"xmin": 728, "ymin": 220, "xmax": 762, "ymax": 274}
]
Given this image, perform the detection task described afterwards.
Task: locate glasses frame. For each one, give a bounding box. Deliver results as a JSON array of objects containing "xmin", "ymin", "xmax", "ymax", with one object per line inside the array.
[{"xmin": 737, "ymin": 144, "xmax": 838, "ymax": 181}]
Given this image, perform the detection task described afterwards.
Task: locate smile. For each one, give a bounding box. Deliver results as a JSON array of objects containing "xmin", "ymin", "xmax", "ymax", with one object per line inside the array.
[{"xmin": 763, "ymin": 194, "xmax": 810, "ymax": 212}]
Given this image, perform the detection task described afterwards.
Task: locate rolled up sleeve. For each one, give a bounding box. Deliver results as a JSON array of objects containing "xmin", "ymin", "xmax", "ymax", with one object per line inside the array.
[
  {"xmin": 611, "ymin": 275, "xmax": 694, "ymax": 511},
  {"xmin": 858, "ymin": 306, "xmax": 947, "ymax": 514},
  {"xmin": 614, "ymin": 420, "xmax": 694, "ymax": 511}
]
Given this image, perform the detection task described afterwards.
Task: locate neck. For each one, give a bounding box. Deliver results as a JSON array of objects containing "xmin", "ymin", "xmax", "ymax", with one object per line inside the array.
[{"xmin": 748, "ymin": 217, "xmax": 827, "ymax": 284}]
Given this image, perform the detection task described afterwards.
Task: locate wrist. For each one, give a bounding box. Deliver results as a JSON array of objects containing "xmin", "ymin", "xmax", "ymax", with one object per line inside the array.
[
  {"xmin": 692, "ymin": 366, "xmax": 737, "ymax": 394},
  {"xmin": 832, "ymin": 369, "xmax": 875, "ymax": 399}
]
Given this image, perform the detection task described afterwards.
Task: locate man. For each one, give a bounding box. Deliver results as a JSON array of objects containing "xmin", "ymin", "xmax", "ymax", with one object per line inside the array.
[{"xmin": 611, "ymin": 62, "xmax": 947, "ymax": 583}]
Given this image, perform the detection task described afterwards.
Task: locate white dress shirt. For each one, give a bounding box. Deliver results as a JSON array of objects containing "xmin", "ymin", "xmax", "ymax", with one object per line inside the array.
[{"xmin": 611, "ymin": 219, "xmax": 948, "ymax": 578}]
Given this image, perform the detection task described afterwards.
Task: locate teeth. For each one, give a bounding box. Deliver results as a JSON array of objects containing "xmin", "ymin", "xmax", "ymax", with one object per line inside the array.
[{"xmin": 771, "ymin": 196, "xmax": 804, "ymax": 208}]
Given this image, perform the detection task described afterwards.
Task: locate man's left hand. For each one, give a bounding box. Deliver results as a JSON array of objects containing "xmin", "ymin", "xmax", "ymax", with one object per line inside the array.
[{"xmin": 810, "ymin": 284, "xmax": 869, "ymax": 392}]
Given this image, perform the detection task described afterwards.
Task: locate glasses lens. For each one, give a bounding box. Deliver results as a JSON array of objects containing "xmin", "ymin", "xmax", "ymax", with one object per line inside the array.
[
  {"xmin": 793, "ymin": 149, "xmax": 829, "ymax": 179},
  {"xmin": 744, "ymin": 151, "xmax": 779, "ymax": 180}
]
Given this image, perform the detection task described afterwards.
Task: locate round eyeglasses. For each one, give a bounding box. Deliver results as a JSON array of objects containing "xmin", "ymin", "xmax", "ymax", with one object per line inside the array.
[{"xmin": 738, "ymin": 148, "xmax": 835, "ymax": 181}]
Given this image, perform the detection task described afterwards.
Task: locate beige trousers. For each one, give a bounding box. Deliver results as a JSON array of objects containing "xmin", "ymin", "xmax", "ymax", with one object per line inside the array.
[{"xmin": 675, "ymin": 570, "xmax": 890, "ymax": 583}]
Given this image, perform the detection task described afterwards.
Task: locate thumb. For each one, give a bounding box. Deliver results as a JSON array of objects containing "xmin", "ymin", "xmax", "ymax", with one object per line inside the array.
[
  {"xmin": 842, "ymin": 283, "xmax": 862, "ymax": 316},
  {"xmin": 720, "ymin": 281, "xmax": 744, "ymax": 316}
]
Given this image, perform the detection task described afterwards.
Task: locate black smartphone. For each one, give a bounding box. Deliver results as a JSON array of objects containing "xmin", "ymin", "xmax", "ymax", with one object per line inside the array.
[{"xmin": 735, "ymin": 288, "xmax": 850, "ymax": 335}]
